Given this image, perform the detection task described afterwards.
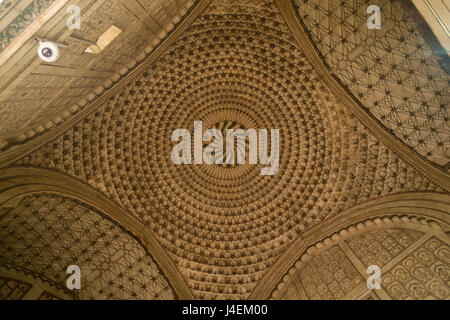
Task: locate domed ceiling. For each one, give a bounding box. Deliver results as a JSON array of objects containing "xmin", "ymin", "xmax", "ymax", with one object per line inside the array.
[{"xmin": 0, "ymin": 0, "xmax": 449, "ymax": 300}]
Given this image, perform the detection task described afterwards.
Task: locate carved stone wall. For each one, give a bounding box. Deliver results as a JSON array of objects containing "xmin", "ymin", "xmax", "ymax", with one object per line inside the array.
[
  {"xmin": 295, "ymin": 245, "xmax": 363, "ymax": 299},
  {"xmin": 0, "ymin": 275, "xmax": 63, "ymax": 300}
]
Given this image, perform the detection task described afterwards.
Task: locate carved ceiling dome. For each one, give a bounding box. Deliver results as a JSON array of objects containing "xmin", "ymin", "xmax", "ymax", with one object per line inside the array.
[
  {"xmin": 0, "ymin": 0, "xmax": 449, "ymax": 301},
  {"xmin": 12, "ymin": 0, "xmax": 446, "ymax": 299}
]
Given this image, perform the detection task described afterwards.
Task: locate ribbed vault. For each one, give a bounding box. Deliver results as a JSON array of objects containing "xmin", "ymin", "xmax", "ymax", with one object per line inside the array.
[{"xmin": 7, "ymin": 0, "xmax": 448, "ymax": 299}]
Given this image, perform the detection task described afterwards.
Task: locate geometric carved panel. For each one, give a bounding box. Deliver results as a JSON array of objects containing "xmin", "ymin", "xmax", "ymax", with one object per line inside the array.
[
  {"xmin": 296, "ymin": 245, "xmax": 363, "ymax": 299},
  {"xmin": 0, "ymin": 193, "xmax": 176, "ymax": 300},
  {"xmin": 293, "ymin": 0, "xmax": 449, "ymax": 166},
  {"xmin": 38, "ymin": 291, "xmax": 61, "ymax": 300},
  {"xmin": 0, "ymin": 277, "xmax": 32, "ymax": 300},
  {"xmin": 273, "ymin": 219, "xmax": 449, "ymax": 300},
  {"xmin": 346, "ymin": 228, "xmax": 423, "ymax": 268},
  {"xmin": 382, "ymin": 237, "xmax": 450, "ymax": 299}
]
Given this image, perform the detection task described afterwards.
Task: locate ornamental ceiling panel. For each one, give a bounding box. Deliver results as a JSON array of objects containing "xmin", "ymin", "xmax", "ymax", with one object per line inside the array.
[
  {"xmin": 0, "ymin": 1, "xmax": 56, "ymax": 53},
  {"xmin": 292, "ymin": 0, "xmax": 449, "ymax": 167},
  {"xmin": 0, "ymin": 277, "xmax": 34, "ymax": 300},
  {"xmin": 272, "ymin": 217, "xmax": 450, "ymax": 300},
  {"xmin": 0, "ymin": 275, "xmax": 65, "ymax": 300},
  {"xmin": 10, "ymin": 0, "xmax": 447, "ymax": 299},
  {"xmin": 0, "ymin": 0, "xmax": 194, "ymax": 147},
  {"xmin": 0, "ymin": 193, "xmax": 176, "ymax": 300}
]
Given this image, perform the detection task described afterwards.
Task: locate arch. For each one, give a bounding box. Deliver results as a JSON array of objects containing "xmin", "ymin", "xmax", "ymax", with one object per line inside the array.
[
  {"xmin": 251, "ymin": 192, "xmax": 450, "ymax": 299},
  {"xmin": 0, "ymin": 266, "xmax": 72, "ymax": 300},
  {"xmin": 0, "ymin": 167, "xmax": 193, "ymax": 299},
  {"xmin": 274, "ymin": 0, "xmax": 450, "ymax": 190}
]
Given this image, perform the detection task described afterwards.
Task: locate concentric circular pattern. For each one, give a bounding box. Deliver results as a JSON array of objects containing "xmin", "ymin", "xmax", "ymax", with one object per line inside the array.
[
  {"xmin": 207, "ymin": 120, "xmax": 249, "ymax": 168},
  {"xmin": 15, "ymin": 0, "xmax": 444, "ymax": 299}
]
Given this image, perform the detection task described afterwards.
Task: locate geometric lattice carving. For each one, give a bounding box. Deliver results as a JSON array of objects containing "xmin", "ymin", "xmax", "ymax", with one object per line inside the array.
[
  {"xmin": 294, "ymin": 0, "xmax": 449, "ymax": 166},
  {"xmin": 13, "ymin": 0, "xmax": 445, "ymax": 299},
  {"xmin": 0, "ymin": 193, "xmax": 176, "ymax": 300},
  {"xmin": 0, "ymin": 277, "xmax": 32, "ymax": 300},
  {"xmin": 382, "ymin": 237, "xmax": 450, "ymax": 299}
]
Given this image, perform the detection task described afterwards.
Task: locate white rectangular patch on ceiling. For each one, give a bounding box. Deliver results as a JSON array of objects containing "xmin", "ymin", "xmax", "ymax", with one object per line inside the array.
[{"xmin": 85, "ymin": 25, "xmax": 122, "ymax": 54}]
